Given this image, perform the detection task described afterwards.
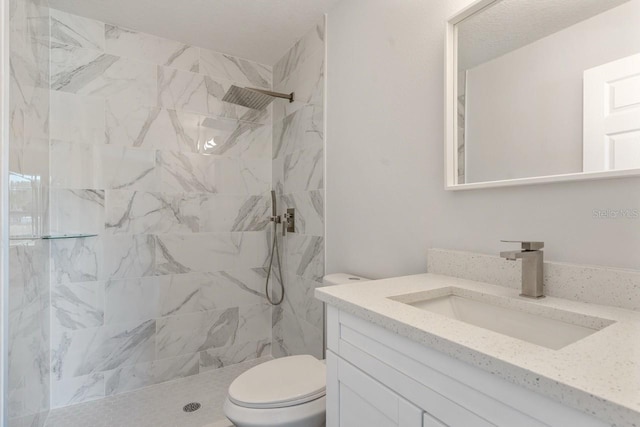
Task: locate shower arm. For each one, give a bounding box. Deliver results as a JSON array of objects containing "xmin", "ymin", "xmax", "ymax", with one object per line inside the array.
[{"xmin": 248, "ymin": 88, "xmax": 294, "ymax": 103}]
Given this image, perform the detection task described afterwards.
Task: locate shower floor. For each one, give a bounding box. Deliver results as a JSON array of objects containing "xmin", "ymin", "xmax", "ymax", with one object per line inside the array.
[{"xmin": 44, "ymin": 357, "xmax": 271, "ymax": 427}]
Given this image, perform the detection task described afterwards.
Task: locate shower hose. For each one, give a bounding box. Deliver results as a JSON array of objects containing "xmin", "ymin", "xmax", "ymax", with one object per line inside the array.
[{"xmin": 265, "ymin": 219, "xmax": 285, "ymax": 305}]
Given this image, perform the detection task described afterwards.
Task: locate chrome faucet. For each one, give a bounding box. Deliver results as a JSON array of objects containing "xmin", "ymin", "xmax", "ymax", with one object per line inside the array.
[{"xmin": 500, "ymin": 241, "xmax": 545, "ymax": 299}]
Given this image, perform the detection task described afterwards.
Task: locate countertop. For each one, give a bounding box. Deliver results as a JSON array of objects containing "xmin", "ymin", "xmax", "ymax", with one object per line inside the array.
[{"xmin": 315, "ymin": 273, "xmax": 640, "ymax": 427}]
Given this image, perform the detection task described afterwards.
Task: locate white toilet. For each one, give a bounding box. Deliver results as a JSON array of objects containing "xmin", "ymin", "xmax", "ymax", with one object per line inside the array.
[{"xmin": 223, "ymin": 273, "xmax": 369, "ymax": 427}]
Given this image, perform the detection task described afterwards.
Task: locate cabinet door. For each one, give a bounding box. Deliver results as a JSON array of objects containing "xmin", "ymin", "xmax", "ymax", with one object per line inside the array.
[{"xmin": 336, "ymin": 356, "xmax": 423, "ymax": 427}]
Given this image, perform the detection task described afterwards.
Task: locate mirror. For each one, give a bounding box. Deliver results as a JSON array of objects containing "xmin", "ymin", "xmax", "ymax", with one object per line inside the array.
[{"xmin": 445, "ymin": 0, "xmax": 640, "ymax": 189}]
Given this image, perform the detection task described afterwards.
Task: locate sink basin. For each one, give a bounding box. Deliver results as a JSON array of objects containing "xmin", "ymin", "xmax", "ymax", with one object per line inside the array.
[{"xmin": 392, "ymin": 288, "xmax": 614, "ymax": 350}]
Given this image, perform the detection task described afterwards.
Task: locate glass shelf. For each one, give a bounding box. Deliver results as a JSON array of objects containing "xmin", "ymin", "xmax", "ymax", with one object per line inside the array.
[{"xmin": 9, "ymin": 233, "xmax": 98, "ymax": 240}]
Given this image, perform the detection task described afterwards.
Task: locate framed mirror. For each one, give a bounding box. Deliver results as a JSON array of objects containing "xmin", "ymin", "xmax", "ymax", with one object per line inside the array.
[{"xmin": 445, "ymin": 0, "xmax": 640, "ymax": 190}]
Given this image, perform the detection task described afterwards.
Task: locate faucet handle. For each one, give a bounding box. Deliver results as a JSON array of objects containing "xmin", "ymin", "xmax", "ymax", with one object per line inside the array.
[{"xmin": 501, "ymin": 240, "xmax": 544, "ymax": 251}]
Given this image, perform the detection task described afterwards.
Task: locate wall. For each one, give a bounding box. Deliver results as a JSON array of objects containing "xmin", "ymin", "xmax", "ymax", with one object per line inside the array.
[
  {"xmin": 7, "ymin": 0, "xmax": 50, "ymax": 425},
  {"xmin": 48, "ymin": 10, "xmax": 273, "ymax": 408},
  {"xmin": 271, "ymin": 18, "xmax": 326, "ymax": 359},
  {"xmin": 326, "ymin": 0, "xmax": 640, "ymax": 279},
  {"xmin": 465, "ymin": 0, "xmax": 640, "ymax": 182}
]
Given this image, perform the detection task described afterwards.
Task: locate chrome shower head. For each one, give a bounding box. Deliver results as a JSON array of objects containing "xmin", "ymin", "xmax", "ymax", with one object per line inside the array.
[{"xmin": 222, "ymin": 85, "xmax": 294, "ymax": 110}]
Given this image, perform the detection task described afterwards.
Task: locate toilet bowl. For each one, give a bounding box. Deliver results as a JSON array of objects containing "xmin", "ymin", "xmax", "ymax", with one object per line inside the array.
[
  {"xmin": 223, "ymin": 273, "xmax": 369, "ymax": 427},
  {"xmin": 223, "ymin": 355, "xmax": 326, "ymax": 427}
]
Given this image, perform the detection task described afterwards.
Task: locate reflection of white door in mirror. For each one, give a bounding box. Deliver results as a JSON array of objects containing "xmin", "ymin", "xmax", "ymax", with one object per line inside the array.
[
  {"xmin": 446, "ymin": 0, "xmax": 640, "ymax": 190},
  {"xmin": 584, "ymin": 53, "xmax": 640, "ymax": 172}
]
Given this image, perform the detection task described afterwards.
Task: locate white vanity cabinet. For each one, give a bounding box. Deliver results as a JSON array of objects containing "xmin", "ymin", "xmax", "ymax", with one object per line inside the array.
[{"xmin": 325, "ymin": 306, "xmax": 610, "ymax": 427}]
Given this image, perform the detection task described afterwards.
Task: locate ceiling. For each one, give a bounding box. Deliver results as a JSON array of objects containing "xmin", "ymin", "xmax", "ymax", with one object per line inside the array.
[
  {"xmin": 458, "ymin": 0, "xmax": 631, "ymax": 70},
  {"xmin": 49, "ymin": 0, "xmax": 342, "ymax": 65}
]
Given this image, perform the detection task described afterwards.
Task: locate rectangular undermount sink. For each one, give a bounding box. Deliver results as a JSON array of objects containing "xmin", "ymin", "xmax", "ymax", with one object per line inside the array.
[{"xmin": 390, "ymin": 288, "xmax": 615, "ymax": 350}]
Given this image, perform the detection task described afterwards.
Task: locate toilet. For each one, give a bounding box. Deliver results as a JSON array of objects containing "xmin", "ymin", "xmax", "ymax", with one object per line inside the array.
[{"xmin": 223, "ymin": 273, "xmax": 370, "ymax": 427}]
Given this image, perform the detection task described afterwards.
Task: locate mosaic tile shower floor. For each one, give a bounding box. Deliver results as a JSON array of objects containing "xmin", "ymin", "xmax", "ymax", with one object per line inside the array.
[{"xmin": 45, "ymin": 358, "xmax": 270, "ymax": 427}]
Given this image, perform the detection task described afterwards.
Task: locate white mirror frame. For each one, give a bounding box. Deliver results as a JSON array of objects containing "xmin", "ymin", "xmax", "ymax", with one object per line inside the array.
[{"xmin": 444, "ymin": 0, "xmax": 640, "ymax": 191}]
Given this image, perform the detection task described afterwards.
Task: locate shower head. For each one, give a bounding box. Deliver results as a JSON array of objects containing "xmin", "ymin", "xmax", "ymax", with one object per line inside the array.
[{"xmin": 222, "ymin": 85, "xmax": 294, "ymax": 110}]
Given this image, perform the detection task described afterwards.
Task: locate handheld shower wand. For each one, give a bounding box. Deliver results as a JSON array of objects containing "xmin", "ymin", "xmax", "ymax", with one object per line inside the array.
[{"xmin": 265, "ymin": 191, "xmax": 285, "ymax": 305}]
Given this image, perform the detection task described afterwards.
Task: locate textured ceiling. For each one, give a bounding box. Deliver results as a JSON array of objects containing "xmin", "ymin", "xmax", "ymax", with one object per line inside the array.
[
  {"xmin": 48, "ymin": 0, "xmax": 341, "ymax": 65},
  {"xmin": 458, "ymin": 0, "xmax": 632, "ymax": 70}
]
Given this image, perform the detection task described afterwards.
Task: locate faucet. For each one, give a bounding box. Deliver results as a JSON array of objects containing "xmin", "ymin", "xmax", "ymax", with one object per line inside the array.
[{"xmin": 500, "ymin": 241, "xmax": 545, "ymax": 299}]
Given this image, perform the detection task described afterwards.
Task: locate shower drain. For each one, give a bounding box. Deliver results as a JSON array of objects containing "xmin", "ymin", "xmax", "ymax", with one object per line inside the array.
[{"xmin": 183, "ymin": 402, "xmax": 201, "ymax": 413}]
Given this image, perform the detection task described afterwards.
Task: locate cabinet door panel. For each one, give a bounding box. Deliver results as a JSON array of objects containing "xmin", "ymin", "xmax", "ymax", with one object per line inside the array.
[
  {"xmin": 337, "ymin": 358, "xmax": 423, "ymax": 427},
  {"xmin": 340, "ymin": 383, "xmax": 398, "ymax": 427}
]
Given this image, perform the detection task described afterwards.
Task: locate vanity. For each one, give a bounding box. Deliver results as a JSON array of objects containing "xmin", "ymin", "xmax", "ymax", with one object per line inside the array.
[
  {"xmin": 314, "ymin": 0, "xmax": 640, "ymax": 423},
  {"xmin": 316, "ymin": 273, "xmax": 640, "ymax": 427}
]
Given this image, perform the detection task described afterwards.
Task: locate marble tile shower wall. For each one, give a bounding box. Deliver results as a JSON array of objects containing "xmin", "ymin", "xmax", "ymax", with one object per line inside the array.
[
  {"xmin": 8, "ymin": 0, "xmax": 51, "ymax": 425},
  {"xmin": 271, "ymin": 19, "xmax": 326, "ymax": 360},
  {"xmin": 48, "ymin": 10, "xmax": 273, "ymax": 408}
]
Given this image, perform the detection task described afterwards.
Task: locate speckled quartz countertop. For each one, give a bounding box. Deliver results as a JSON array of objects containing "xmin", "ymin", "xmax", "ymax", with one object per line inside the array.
[{"xmin": 315, "ymin": 273, "xmax": 640, "ymax": 427}]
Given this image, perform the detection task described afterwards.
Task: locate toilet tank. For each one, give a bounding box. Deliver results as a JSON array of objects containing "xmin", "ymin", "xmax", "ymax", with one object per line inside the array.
[{"xmin": 323, "ymin": 273, "xmax": 370, "ymax": 286}]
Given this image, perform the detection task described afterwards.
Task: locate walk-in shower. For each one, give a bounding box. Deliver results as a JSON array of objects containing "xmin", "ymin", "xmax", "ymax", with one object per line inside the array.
[{"xmin": 3, "ymin": 1, "xmax": 325, "ymax": 424}]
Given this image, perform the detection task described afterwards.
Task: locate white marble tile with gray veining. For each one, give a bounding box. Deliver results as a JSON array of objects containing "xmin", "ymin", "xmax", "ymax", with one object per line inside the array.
[
  {"xmin": 8, "ymin": 137, "xmax": 49, "ymax": 183},
  {"xmin": 157, "ymin": 66, "xmax": 206, "ymax": 113},
  {"xmin": 51, "ymin": 237, "xmax": 102, "ymax": 284},
  {"xmin": 52, "ymin": 139, "xmax": 158, "ymax": 192},
  {"xmin": 49, "ymin": 189, "xmax": 105, "ymax": 235},
  {"xmin": 106, "ymin": 100, "xmax": 202, "ymax": 151},
  {"xmin": 7, "ymin": 290, "xmax": 50, "ymax": 398},
  {"xmin": 280, "ymin": 271, "xmax": 323, "ymax": 329},
  {"xmin": 235, "ymin": 303, "xmax": 272, "ymax": 345},
  {"xmin": 51, "ymin": 43, "xmax": 156, "ymax": 105},
  {"xmin": 283, "ymin": 147, "xmax": 323, "ymax": 193},
  {"xmin": 281, "ymin": 191, "xmax": 323, "ymax": 237},
  {"xmin": 9, "ymin": 240, "xmax": 49, "ymax": 294},
  {"xmin": 199, "ymin": 116, "xmax": 271, "ymax": 158},
  {"xmin": 200, "ymin": 194, "xmax": 271, "ymax": 232},
  {"xmin": 103, "ymin": 276, "xmax": 162, "ymax": 325},
  {"xmin": 51, "ymin": 318, "xmax": 156, "ymax": 380},
  {"xmin": 273, "ymin": 17, "xmax": 324, "ymax": 87},
  {"xmin": 199, "ymin": 338, "xmax": 271, "ymax": 373},
  {"xmin": 99, "ymin": 145, "xmax": 158, "ymax": 191},
  {"xmin": 272, "ymin": 155, "xmax": 284, "ymax": 196},
  {"xmin": 50, "ymin": 373, "xmax": 105, "ymax": 408},
  {"xmin": 199, "ymin": 48, "xmax": 271, "ymax": 89},
  {"xmin": 272, "ymin": 306, "xmax": 322, "ymax": 360},
  {"xmin": 156, "ymin": 303, "xmax": 270, "ymax": 360},
  {"xmin": 158, "ymin": 269, "xmax": 267, "ymax": 318},
  {"xmin": 156, "ymin": 151, "xmax": 215, "ymax": 193},
  {"xmin": 50, "ymin": 141, "xmax": 97, "ymax": 189},
  {"xmin": 50, "ymin": 9, "xmax": 105, "ymax": 51},
  {"xmin": 215, "ymin": 157, "xmax": 271, "ymax": 195},
  {"xmin": 155, "ymin": 232, "xmax": 269, "ymax": 275},
  {"xmin": 104, "ymin": 353, "xmax": 199, "ymax": 396},
  {"xmin": 283, "ymin": 234, "xmax": 324, "ymax": 281},
  {"xmin": 105, "ymin": 190, "xmax": 202, "ymax": 235},
  {"xmin": 52, "ymin": 282, "xmax": 104, "ymax": 331},
  {"xmin": 50, "ymin": 91, "xmax": 104, "ymax": 144},
  {"xmin": 105, "ymin": 101, "xmax": 172, "ymax": 150},
  {"xmin": 102, "ymin": 234, "xmax": 155, "ymax": 280},
  {"xmin": 106, "ymin": 25, "xmax": 199, "ymax": 72},
  {"xmin": 155, "ymin": 307, "xmax": 240, "ymax": 359},
  {"xmin": 273, "ymin": 47, "xmax": 324, "ymax": 122},
  {"xmin": 273, "ymin": 104, "xmax": 323, "ymax": 159}
]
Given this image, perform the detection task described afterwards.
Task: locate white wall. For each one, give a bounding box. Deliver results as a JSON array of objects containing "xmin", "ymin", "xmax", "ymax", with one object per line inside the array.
[
  {"xmin": 465, "ymin": 0, "xmax": 640, "ymax": 182},
  {"xmin": 326, "ymin": 0, "xmax": 640, "ymax": 279}
]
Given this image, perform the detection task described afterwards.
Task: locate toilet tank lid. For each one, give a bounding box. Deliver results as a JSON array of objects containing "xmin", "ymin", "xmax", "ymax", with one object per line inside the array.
[{"xmin": 323, "ymin": 273, "xmax": 370, "ymax": 286}]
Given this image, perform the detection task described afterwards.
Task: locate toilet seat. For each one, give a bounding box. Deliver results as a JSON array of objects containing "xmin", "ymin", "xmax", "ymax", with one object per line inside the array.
[{"xmin": 228, "ymin": 355, "xmax": 326, "ymax": 409}]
